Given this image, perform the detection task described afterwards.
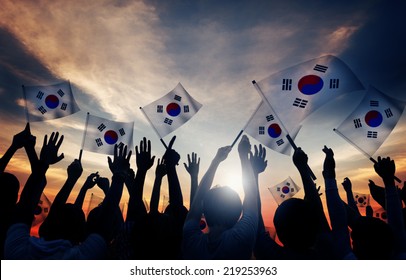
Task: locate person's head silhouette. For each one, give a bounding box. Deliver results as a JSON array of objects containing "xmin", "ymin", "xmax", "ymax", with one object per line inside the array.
[
  {"xmin": 39, "ymin": 203, "xmax": 86, "ymax": 245},
  {"xmin": 0, "ymin": 172, "xmax": 20, "ymax": 209},
  {"xmin": 273, "ymin": 198, "xmax": 319, "ymax": 251},
  {"xmin": 351, "ymin": 216, "xmax": 395, "ymax": 260},
  {"xmin": 203, "ymin": 186, "xmax": 242, "ymax": 230}
]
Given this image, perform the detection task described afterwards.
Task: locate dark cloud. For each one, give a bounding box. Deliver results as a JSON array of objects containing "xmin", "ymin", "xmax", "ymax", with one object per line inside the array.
[{"xmin": 340, "ymin": 0, "xmax": 406, "ymax": 98}]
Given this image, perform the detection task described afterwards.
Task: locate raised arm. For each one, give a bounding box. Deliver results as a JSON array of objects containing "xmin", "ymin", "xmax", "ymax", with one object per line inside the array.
[
  {"xmin": 149, "ymin": 158, "xmax": 167, "ymax": 214},
  {"xmin": 126, "ymin": 137, "xmax": 155, "ymax": 221},
  {"xmin": 186, "ymin": 145, "xmax": 231, "ymax": 222},
  {"xmin": 95, "ymin": 144, "xmax": 131, "ymax": 242},
  {"xmin": 322, "ymin": 145, "xmax": 353, "ymax": 258},
  {"xmin": 162, "ymin": 136, "xmax": 183, "ymax": 208},
  {"xmin": 373, "ymin": 156, "xmax": 406, "ymax": 255},
  {"xmin": 14, "ymin": 132, "xmax": 64, "ymax": 226},
  {"xmin": 74, "ymin": 172, "xmax": 99, "ymax": 209},
  {"xmin": 184, "ymin": 152, "xmax": 200, "ymax": 205},
  {"xmin": 0, "ymin": 123, "xmax": 37, "ymax": 173},
  {"xmin": 293, "ymin": 148, "xmax": 330, "ymax": 231},
  {"xmin": 341, "ymin": 177, "xmax": 361, "ymax": 216}
]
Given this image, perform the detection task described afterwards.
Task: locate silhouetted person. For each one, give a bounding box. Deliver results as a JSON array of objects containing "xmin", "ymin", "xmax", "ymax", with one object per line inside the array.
[{"xmin": 182, "ymin": 135, "xmax": 258, "ymax": 259}]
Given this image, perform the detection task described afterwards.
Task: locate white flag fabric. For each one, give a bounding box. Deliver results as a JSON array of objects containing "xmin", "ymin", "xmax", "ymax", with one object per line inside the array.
[
  {"xmin": 244, "ymin": 101, "xmax": 301, "ymax": 155},
  {"xmin": 255, "ymin": 55, "xmax": 364, "ymax": 133},
  {"xmin": 335, "ymin": 86, "xmax": 405, "ymax": 156},
  {"xmin": 23, "ymin": 81, "xmax": 80, "ymax": 122},
  {"xmin": 82, "ymin": 114, "xmax": 134, "ymax": 155},
  {"xmin": 268, "ymin": 177, "xmax": 301, "ymax": 205},
  {"xmin": 140, "ymin": 83, "xmax": 202, "ymax": 138},
  {"xmin": 353, "ymin": 192, "xmax": 370, "ymax": 207},
  {"xmin": 32, "ymin": 192, "xmax": 52, "ymax": 227}
]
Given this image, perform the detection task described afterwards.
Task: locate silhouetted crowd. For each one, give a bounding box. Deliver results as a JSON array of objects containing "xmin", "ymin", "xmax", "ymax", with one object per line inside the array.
[{"xmin": 1, "ymin": 124, "xmax": 406, "ymax": 259}]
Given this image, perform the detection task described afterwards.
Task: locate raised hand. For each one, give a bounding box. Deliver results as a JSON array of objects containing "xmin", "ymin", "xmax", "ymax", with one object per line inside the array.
[
  {"xmin": 83, "ymin": 172, "xmax": 99, "ymax": 190},
  {"xmin": 183, "ymin": 152, "xmax": 200, "ymax": 177},
  {"xmin": 249, "ymin": 144, "xmax": 267, "ymax": 175},
  {"xmin": 108, "ymin": 144, "xmax": 132, "ymax": 177},
  {"xmin": 341, "ymin": 177, "xmax": 352, "ymax": 192},
  {"xmin": 374, "ymin": 156, "xmax": 396, "ymax": 181},
  {"xmin": 163, "ymin": 136, "xmax": 180, "ymax": 167},
  {"xmin": 292, "ymin": 147, "xmax": 308, "ymax": 170},
  {"xmin": 238, "ymin": 135, "xmax": 251, "ymax": 158},
  {"xmin": 96, "ymin": 176, "xmax": 110, "ymax": 195},
  {"xmin": 322, "ymin": 145, "xmax": 335, "ymax": 179},
  {"xmin": 39, "ymin": 132, "xmax": 64, "ymax": 165},
  {"xmin": 11, "ymin": 123, "xmax": 33, "ymax": 150},
  {"xmin": 135, "ymin": 137, "xmax": 155, "ymax": 172},
  {"xmin": 67, "ymin": 159, "xmax": 83, "ymax": 180},
  {"xmin": 155, "ymin": 158, "xmax": 167, "ymax": 178}
]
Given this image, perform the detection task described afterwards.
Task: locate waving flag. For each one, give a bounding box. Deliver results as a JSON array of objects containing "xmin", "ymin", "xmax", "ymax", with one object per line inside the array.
[
  {"xmin": 353, "ymin": 192, "xmax": 370, "ymax": 207},
  {"xmin": 244, "ymin": 101, "xmax": 301, "ymax": 155},
  {"xmin": 268, "ymin": 177, "xmax": 301, "ymax": 205},
  {"xmin": 254, "ymin": 55, "xmax": 364, "ymax": 133},
  {"xmin": 82, "ymin": 114, "xmax": 134, "ymax": 155},
  {"xmin": 32, "ymin": 192, "xmax": 52, "ymax": 227},
  {"xmin": 140, "ymin": 83, "xmax": 202, "ymax": 139},
  {"xmin": 335, "ymin": 86, "xmax": 405, "ymax": 156},
  {"xmin": 23, "ymin": 81, "xmax": 80, "ymax": 122}
]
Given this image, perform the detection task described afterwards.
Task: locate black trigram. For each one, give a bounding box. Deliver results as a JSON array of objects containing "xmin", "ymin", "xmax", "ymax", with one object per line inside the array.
[
  {"xmin": 293, "ymin": 98, "xmax": 308, "ymax": 108},
  {"xmin": 60, "ymin": 103, "xmax": 67, "ymax": 111},
  {"xmin": 98, "ymin": 123, "xmax": 106, "ymax": 132},
  {"xmin": 314, "ymin": 64, "xmax": 328, "ymax": 73},
  {"xmin": 164, "ymin": 118, "xmax": 173, "ymax": 125},
  {"xmin": 184, "ymin": 105, "xmax": 190, "ymax": 113},
  {"xmin": 370, "ymin": 100, "xmax": 379, "ymax": 107},
  {"xmin": 259, "ymin": 126, "xmax": 265, "ymax": 135},
  {"xmin": 157, "ymin": 105, "xmax": 163, "ymax": 113},
  {"xmin": 38, "ymin": 106, "xmax": 47, "ymax": 114},
  {"xmin": 266, "ymin": 115, "xmax": 274, "ymax": 122},
  {"xmin": 367, "ymin": 131, "xmax": 378, "ymax": 138},
  {"xmin": 36, "ymin": 91, "xmax": 45, "ymax": 99},
  {"xmin": 57, "ymin": 89, "xmax": 65, "ymax": 97},
  {"xmin": 276, "ymin": 139, "xmax": 284, "ymax": 146},
  {"xmin": 282, "ymin": 79, "xmax": 292, "ymax": 91},
  {"xmin": 385, "ymin": 108, "xmax": 393, "ymax": 118},
  {"xmin": 95, "ymin": 138, "xmax": 103, "ymax": 147},
  {"xmin": 353, "ymin": 118, "xmax": 362, "ymax": 128},
  {"xmin": 329, "ymin": 79, "xmax": 339, "ymax": 89},
  {"xmin": 174, "ymin": 95, "xmax": 182, "ymax": 102},
  {"xmin": 119, "ymin": 128, "xmax": 125, "ymax": 136}
]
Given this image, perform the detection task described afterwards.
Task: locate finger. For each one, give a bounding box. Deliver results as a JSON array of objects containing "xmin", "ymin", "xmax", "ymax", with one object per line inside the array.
[
  {"xmin": 135, "ymin": 145, "xmax": 139, "ymax": 156},
  {"xmin": 114, "ymin": 144, "xmax": 118, "ymax": 159},
  {"xmin": 147, "ymin": 139, "xmax": 151, "ymax": 154},
  {"xmin": 151, "ymin": 155, "xmax": 155, "ymax": 164},
  {"xmin": 141, "ymin": 137, "xmax": 146, "ymax": 152},
  {"xmin": 56, "ymin": 134, "xmax": 64, "ymax": 149},
  {"xmin": 167, "ymin": 135, "xmax": 176, "ymax": 150},
  {"xmin": 254, "ymin": 145, "xmax": 258, "ymax": 156},
  {"xmin": 187, "ymin": 153, "xmax": 191, "ymax": 164},
  {"xmin": 43, "ymin": 134, "xmax": 48, "ymax": 147},
  {"xmin": 56, "ymin": 153, "xmax": 64, "ymax": 163},
  {"xmin": 183, "ymin": 162, "xmax": 188, "ymax": 170},
  {"xmin": 127, "ymin": 150, "xmax": 133, "ymax": 161},
  {"xmin": 108, "ymin": 156, "xmax": 112, "ymax": 168},
  {"xmin": 197, "ymin": 157, "xmax": 200, "ymax": 165}
]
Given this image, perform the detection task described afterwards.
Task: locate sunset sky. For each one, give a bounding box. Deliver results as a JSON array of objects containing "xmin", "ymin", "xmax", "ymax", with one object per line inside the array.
[{"xmin": 1, "ymin": 0, "xmax": 405, "ymax": 228}]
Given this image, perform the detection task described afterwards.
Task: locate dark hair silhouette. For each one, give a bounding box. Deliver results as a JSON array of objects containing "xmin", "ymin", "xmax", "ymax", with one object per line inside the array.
[
  {"xmin": 273, "ymin": 198, "xmax": 319, "ymax": 250},
  {"xmin": 203, "ymin": 186, "xmax": 242, "ymax": 229},
  {"xmin": 351, "ymin": 216, "xmax": 395, "ymax": 259}
]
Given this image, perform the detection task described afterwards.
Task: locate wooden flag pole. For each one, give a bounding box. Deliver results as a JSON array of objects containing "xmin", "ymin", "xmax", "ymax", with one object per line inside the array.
[
  {"xmin": 333, "ymin": 128, "xmax": 401, "ymax": 183},
  {"xmin": 79, "ymin": 112, "xmax": 90, "ymax": 162},
  {"xmin": 252, "ymin": 80, "xmax": 317, "ymax": 180},
  {"xmin": 139, "ymin": 107, "xmax": 168, "ymax": 149}
]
